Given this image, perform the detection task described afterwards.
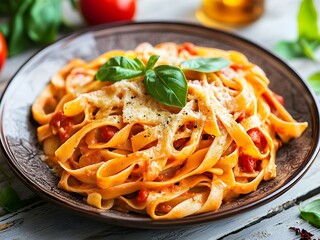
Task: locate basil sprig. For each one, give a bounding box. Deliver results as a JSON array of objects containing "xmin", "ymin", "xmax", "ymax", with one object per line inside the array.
[
  {"xmin": 0, "ymin": 0, "xmax": 65, "ymax": 56},
  {"xmin": 0, "ymin": 164, "xmax": 21, "ymax": 212},
  {"xmin": 95, "ymin": 55, "xmax": 231, "ymax": 108},
  {"xmin": 274, "ymin": 0, "xmax": 320, "ymax": 60},
  {"xmin": 0, "ymin": 186, "xmax": 21, "ymax": 212},
  {"xmin": 95, "ymin": 55, "xmax": 187, "ymax": 108},
  {"xmin": 181, "ymin": 57, "xmax": 231, "ymax": 73},
  {"xmin": 300, "ymin": 199, "xmax": 320, "ymax": 228}
]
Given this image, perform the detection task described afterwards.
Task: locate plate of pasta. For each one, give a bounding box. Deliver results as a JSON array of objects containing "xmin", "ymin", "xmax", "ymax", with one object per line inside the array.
[{"xmin": 0, "ymin": 22, "xmax": 319, "ymax": 228}]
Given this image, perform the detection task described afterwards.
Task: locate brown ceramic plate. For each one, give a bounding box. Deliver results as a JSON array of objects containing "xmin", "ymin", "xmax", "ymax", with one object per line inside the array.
[{"xmin": 0, "ymin": 22, "xmax": 319, "ymax": 229}]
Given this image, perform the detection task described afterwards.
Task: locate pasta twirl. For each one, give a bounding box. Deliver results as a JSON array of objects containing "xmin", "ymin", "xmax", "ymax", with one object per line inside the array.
[{"xmin": 32, "ymin": 42, "xmax": 307, "ymax": 219}]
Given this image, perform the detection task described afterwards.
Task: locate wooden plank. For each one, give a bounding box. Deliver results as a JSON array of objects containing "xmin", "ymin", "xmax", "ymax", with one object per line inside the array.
[
  {"xmin": 221, "ymin": 193, "xmax": 320, "ymax": 240},
  {"xmin": 0, "ymin": 156, "xmax": 319, "ymax": 240}
]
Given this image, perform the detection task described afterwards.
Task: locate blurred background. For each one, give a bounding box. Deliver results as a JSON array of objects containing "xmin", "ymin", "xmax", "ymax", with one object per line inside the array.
[{"xmin": 0, "ymin": 0, "xmax": 318, "ymax": 86}]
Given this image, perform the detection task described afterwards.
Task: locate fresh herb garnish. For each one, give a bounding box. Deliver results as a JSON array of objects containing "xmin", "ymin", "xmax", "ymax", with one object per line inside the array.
[
  {"xmin": 144, "ymin": 65, "xmax": 187, "ymax": 107},
  {"xmin": 0, "ymin": 0, "xmax": 72, "ymax": 56},
  {"xmin": 300, "ymin": 199, "xmax": 320, "ymax": 228},
  {"xmin": 0, "ymin": 165, "xmax": 21, "ymax": 213},
  {"xmin": 95, "ymin": 56, "xmax": 145, "ymax": 82},
  {"xmin": 307, "ymin": 72, "xmax": 320, "ymax": 95},
  {"xmin": 95, "ymin": 55, "xmax": 187, "ymax": 108},
  {"xmin": 274, "ymin": 0, "xmax": 320, "ymax": 94},
  {"xmin": 181, "ymin": 57, "xmax": 231, "ymax": 73},
  {"xmin": 95, "ymin": 55, "xmax": 231, "ymax": 108},
  {"xmin": 274, "ymin": 0, "xmax": 320, "ymax": 60},
  {"xmin": 0, "ymin": 186, "xmax": 21, "ymax": 212},
  {"xmin": 145, "ymin": 55, "xmax": 160, "ymax": 70}
]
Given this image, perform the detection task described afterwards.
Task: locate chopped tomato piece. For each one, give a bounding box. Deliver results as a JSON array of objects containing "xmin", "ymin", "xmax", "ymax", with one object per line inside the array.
[
  {"xmin": 255, "ymin": 160, "xmax": 262, "ymax": 171},
  {"xmin": 238, "ymin": 154, "xmax": 255, "ymax": 172},
  {"xmin": 136, "ymin": 188, "xmax": 149, "ymax": 203},
  {"xmin": 230, "ymin": 63, "xmax": 245, "ymax": 71},
  {"xmin": 156, "ymin": 203, "xmax": 172, "ymax": 213},
  {"xmin": 247, "ymin": 128, "xmax": 267, "ymax": 152},
  {"xmin": 238, "ymin": 153, "xmax": 262, "ymax": 173},
  {"xmin": 272, "ymin": 92, "xmax": 284, "ymax": 106},
  {"xmin": 49, "ymin": 110, "xmax": 74, "ymax": 142},
  {"xmin": 178, "ymin": 42, "xmax": 198, "ymax": 55},
  {"xmin": 100, "ymin": 125, "xmax": 119, "ymax": 142},
  {"xmin": 263, "ymin": 92, "xmax": 285, "ymax": 113}
]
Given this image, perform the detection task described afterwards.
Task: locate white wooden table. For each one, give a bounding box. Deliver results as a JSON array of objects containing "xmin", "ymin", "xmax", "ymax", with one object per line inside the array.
[{"xmin": 1, "ymin": 0, "xmax": 320, "ymax": 239}]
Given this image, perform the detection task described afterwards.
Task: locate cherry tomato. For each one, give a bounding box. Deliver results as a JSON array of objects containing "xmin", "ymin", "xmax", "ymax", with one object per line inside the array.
[
  {"xmin": 79, "ymin": 0, "xmax": 136, "ymax": 26},
  {"xmin": 0, "ymin": 32, "xmax": 7, "ymax": 71}
]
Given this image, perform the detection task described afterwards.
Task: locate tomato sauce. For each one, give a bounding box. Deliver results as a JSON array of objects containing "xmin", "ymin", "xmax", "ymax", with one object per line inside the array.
[
  {"xmin": 247, "ymin": 128, "xmax": 267, "ymax": 152},
  {"xmin": 178, "ymin": 42, "xmax": 198, "ymax": 55},
  {"xmin": 264, "ymin": 92, "xmax": 284, "ymax": 113},
  {"xmin": 239, "ymin": 128, "xmax": 267, "ymax": 173},
  {"xmin": 100, "ymin": 125, "xmax": 119, "ymax": 142},
  {"xmin": 136, "ymin": 188, "xmax": 149, "ymax": 203},
  {"xmin": 238, "ymin": 154, "xmax": 261, "ymax": 172},
  {"xmin": 49, "ymin": 110, "xmax": 74, "ymax": 142}
]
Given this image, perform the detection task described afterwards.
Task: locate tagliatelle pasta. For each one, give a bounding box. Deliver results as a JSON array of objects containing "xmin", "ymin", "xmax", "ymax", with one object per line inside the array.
[{"xmin": 32, "ymin": 42, "xmax": 308, "ymax": 219}]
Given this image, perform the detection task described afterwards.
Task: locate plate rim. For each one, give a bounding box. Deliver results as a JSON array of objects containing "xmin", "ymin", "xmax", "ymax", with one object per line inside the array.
[{"xmin": 0, "ymin": 21, "xmax": 320, "ymax": 228}]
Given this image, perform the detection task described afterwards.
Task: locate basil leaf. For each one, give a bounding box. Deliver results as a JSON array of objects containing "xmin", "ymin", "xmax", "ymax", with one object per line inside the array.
[
  {"xmin": 0, "ymin": 0, "xmax": 24, "ymax": 15},
  {"xmin": 274, "ymin": 0, "xmax": 320, "ymax": 61},
  {"xmin": 273, "ymin": 41, "xmax": 305, "ymax": 60},
  {"xmin": 95, "ymin": 56, "xmax": 146, "ymax": 82},
  {"xmin": 298, "ymin": 0, "xmax": 319, "ymax": 41},
  {"xmin": 0, "ymin": 23, "xmax": 10, "ymax": 39},
  {"xmin": 144, "ymin": 66, "xmax": 187, "ymax": 108},
  {"xmin": 26, "ymin": 0, "xmax": 62, "ymax": 44},
  {"xmin": 6, "ymin": 0, "xmax": 34, "ymax": 56},
  {"xmin": 308, "ymin": 72, "xmax": 320, "ymax": 95},
  {"xmin": 299, "ymin": 38, "xmax": 320, "ymax": 60},
  {"xmin": 300, "ymin": 199, "xmax": 320, "ymax": 228},
  {"xmin": 146, "ymin": 55, "xmax": 160, "ymax": 70},
  {"xmin": 181, "ymin": 58, "xmax": 231, "ymax": 73},
  {"xmin": 0, "ymin": 186, "xmax": 21, "ymax": 212}
]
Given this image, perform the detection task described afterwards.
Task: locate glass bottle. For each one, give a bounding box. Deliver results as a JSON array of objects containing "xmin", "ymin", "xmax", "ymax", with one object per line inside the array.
[{"xmin": 197, "ymin": 0, "xmax": 264, "ymax": 27}]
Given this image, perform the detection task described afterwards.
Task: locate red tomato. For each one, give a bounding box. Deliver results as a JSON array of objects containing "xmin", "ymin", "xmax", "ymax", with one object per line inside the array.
[
  {"xmin": 136, "ymin": 188, "xmax": 149, "ymax": 203},
  {"xmin": 0, "ymin": 32, "xmax": 7, "ymax": 71},
  {"xmin": 272, "ymin": 92, "xmax": 284, "ymax": 106},
  {"xmin": 178, "ymin": 42, "xmax": 198, "ymax": 55},
  {"xmin": 49, "ymin": 111, "xmax": 74, "ymax": 142},
  {"xmin": 80, "ymin": 0, "xmax": 136, "ymax": 25},
  {"xmin": 238, "ymin": 154, "xmax": 255, "ymax": 172},
  {"xmin": 238, "ymin": 155, "xmax": 262, "ymax": 173},
  {"xmin": 100, "ymin": 125, "xmax": 119, "ymax": 142},
  {"xmin": 247, "ymin": 128, "xmax": 267, "ymax": 152}
]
